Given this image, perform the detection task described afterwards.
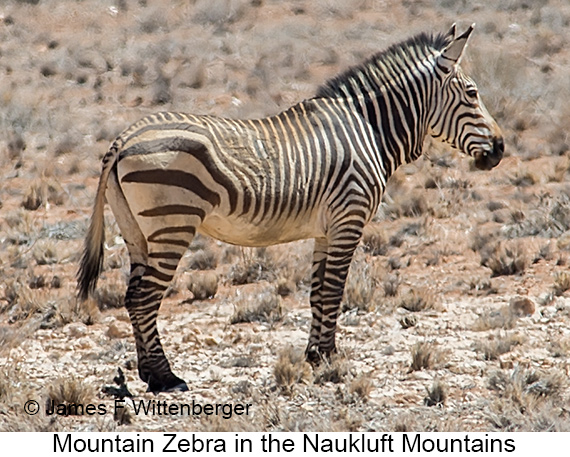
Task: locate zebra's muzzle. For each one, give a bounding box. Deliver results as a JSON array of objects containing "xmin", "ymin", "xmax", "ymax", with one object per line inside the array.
[{"xmin": 474, "ymin": 136, "xmax": 504, "ymax": 170}]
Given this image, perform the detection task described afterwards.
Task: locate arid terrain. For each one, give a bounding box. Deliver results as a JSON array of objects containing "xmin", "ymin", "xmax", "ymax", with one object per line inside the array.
[{"xmin": 1, "ymin": 0, "xmax": 570, "ymax": 432}]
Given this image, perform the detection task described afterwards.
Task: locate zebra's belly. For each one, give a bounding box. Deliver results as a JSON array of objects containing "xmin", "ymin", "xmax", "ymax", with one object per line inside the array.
[{"xmin": 198, "ymin": 211, "xmax": 325, "ymax": 247}]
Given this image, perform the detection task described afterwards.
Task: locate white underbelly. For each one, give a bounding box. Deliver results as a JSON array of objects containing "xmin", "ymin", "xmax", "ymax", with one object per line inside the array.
[{"xmin": 198, "ymin": 211, "xmax": 325, "ymax": 247}]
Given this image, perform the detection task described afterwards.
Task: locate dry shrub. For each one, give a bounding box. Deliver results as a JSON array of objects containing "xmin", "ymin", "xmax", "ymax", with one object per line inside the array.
[
  {"xmin": 480, "ymin": 240, "xmax": 531, "ymax": 277},
  {"xmin": 230, "ymin": 288, "xmax": 282, "ymax": 324},
  {"xmin": 342, "ymin": 252, "xmax": 376, "ymax": 312},
  {"xmin": 314, "ymin": 353, "xmax": 351, "ymax": 385},
  {"xmin": 273, "ymin": 346, "xmax": 312, "ymax": 390},
  {"xmin": 488, "ymin": 367, "xmax": 565, "ymax": 398},
  {"xmin": 188, "ymin": 250, "xmax": 218, "ymax": 271},
  {"xmin": 47, "ymin": 376, "xmax": 95, "ymax": 415},
  {"xmin": 472, "ymin": 305, "xmax": 520, "ymax": 331},
  {"xmin": 473, "ymin": 333, "xmax": 525, "ymax": 361},
  {"xmin": 398, "ymin": 288, "xmax": 435, "ymax": 312},
  {"xmin": 553, "ymin": 271, "xmax": 570, "ymax": 296},
  {"xmin": 227, "ymin": 248, "xmax": 275, "ymax": 285},
  {"xmin": 32, "ymin": 239, "xmax": 59, "ymax": 265},
  {"xmin": 548, "ymin": 338, "xmax": 570, "ymax": 358},
  {"xmin": 409, "ymin": 341, "xmax": 446, "ymax": 372},
  {"xmin": 361, "ymin": 224, "xmax": 389, "ymax": 256},
  {"xmin": 4, "ymin": 279, "xmax": 50, "ymax": 323},
  {"xmin": 94, "ymin": 282, "xmax": 125, "ymax": 310},
  {"xmin": 188, "ymin": 271, "xmax": 219, "ymax": 300},
  {"xmin": 383, "ymin": 188, "xmax": 429, "ymax": 219},
  {"xmin": 382, "ymin": 273, "xmax": 400, "ymax": 297},
  {"xmin": 424, "ymin": 379, "xmax": 447, "ymax": 407},
  {"xmin": 349, "ymin": 375, "xmax": 373, "ymax": 400}
]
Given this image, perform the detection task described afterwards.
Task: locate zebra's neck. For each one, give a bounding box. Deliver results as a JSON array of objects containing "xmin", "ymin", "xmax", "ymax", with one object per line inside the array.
[{"xmin": 316, "ymin": 32, "xmax": 451, "ymax": 175}]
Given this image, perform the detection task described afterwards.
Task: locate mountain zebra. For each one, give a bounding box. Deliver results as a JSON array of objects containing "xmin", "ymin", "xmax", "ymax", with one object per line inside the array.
[{"xmin": 78, "ymin": 24, "xmax": 503, "ymax": 393}]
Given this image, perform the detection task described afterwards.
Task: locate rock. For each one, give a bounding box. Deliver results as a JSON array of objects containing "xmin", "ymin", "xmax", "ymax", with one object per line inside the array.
[
  {"xmin": 509, "ymin": 297, "xmax": 535, "ymax": 317},
  {"xmin": 64, "ymin": 322, "xmax": 87, "ymax": 338},
  {"xmin": 107, "ymin": 321, "xmax": 132, "ymax": 339}
]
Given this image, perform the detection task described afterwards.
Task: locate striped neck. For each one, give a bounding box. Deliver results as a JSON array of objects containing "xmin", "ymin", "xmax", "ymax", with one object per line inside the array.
[{"xmin": 316, "ymin": 31, "xmax": 452, "ymax": 169}]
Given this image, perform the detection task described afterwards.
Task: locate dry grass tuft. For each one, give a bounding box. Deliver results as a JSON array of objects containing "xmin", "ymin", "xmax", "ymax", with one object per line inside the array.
[
  {"xmin": 480, "ymin": 240, "xmax": 531, "ymax": 277},
  {"xmin": 473, "ymin": 333, "xmax": 525, "ymax": 361},
  {"xmin": 273, "ymin": 346, "xmax": 312, "ymax": 390},
  {"xmin": 424, "ymin": 379, "xmax": 447, "ymax": 407},
  {"xmin": 314, "ymin": 354, "xmax": 351, "ymax": 385},
  {"xmin": 399, "ymin": 314, "xmax": 417, "ymax": 329},
  {"xmin": 472, "ymin": 305, "xmax": 521, "ymax": 331},
  {"xmin": 382, "ymin": 273, "xmax": 400, "ymax": 297},
  {"xmin": 227, "ymin": 248, "xmax": 276, "ymax": 285},
  {"xmin": 489, "ymin": 367, "xmax": 567, "ymax": 400},
  {"xmin": 553, "ymin": 271, "xmax": 570, "ymax": 296},
  {"xmin": 22, "ymin": 184, "xmax": 43, "ymax": 211},
  {"xmin": 398, "ymin": 289, "xmax": 435, "ymax": 312},
  {"xmin": 361, "ymin": 224, "xmax": 389, "ymax": 256},
  {"xmin": 349, "ymin": 375, "xmax": 373, "ymax": 400},
  {"xmin": 342, "ymin": 252, "xmax": 376, "ymax": 312},
  {"xmin": 409, "ymin": 341, "xmax": 446, "ymax": 372},
  {"xmin": 230, "ymin": 288, "xmax": 283, "ymax": 324},
  {"xmin": 187, "ymin": 249, "xmax": 218, "ymax": 271},
  {"xmin": 46, "ymin": 376, "xmax": 95, "ymax": 415},
  {"xmin": 188, "ymin": 271, "xmax": 219, "ymax": 300}
]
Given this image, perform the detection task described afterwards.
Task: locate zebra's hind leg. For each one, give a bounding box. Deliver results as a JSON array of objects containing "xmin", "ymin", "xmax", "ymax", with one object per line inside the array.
[
  {"xmin": 306, "ymin": 226, "xmax": 362, "ymax": 364},
  {"xmin": 125, "ymin": 243, "xmax": 191, "ymax": 393}
]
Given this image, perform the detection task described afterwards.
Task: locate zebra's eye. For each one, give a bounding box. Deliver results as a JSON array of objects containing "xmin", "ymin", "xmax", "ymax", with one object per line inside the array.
[{"xmin": 466, "ymin": 88, "xmax": 478, "ymax": 99}]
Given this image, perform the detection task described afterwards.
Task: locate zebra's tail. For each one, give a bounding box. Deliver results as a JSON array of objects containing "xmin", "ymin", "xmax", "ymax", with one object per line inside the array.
[{"xmin": 77, "ymin": 141, "xmax": 121, "ymax": 301}]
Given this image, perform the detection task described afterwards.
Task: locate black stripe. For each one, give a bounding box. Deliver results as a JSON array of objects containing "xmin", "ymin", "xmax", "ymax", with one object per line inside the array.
[
  {"xmin": 139, "ymin": 205, "xmax": 206, "ymax": 219},
  {"xmin": 148, "ymin": 226, "xmax": 196, "ymax": 242},
  {"xmin": 122, "ymin": 169, "xmax": 220, "ymax": 207}
]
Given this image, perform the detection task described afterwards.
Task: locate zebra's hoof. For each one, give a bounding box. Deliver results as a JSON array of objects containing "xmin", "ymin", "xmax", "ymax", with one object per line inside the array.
[
  {"xmin": 305, "ymin": 346, "xmax": 325, "ymax": 366},
  {"xmin": 147, "ymin": 375, "xmax": 189, "ymax": 394},
  {"xmin": 164, "ymin": 382, "xmax": 189, "ymax": 393},
  {"xmin": 305, "ymin": 344, "xmax": 337, "ymax": 366}
]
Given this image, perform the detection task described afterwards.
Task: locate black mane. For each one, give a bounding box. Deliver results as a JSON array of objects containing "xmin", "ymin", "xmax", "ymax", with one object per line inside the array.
[{"xmin": 316, "ymin": 30, "xmax": 452, "ymax": 98}]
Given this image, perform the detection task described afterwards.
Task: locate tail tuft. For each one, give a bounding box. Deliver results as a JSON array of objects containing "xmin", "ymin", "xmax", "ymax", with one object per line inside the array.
[{"xmin": 77, "ymin": 142, "xmax": 120, "ymax": 301}]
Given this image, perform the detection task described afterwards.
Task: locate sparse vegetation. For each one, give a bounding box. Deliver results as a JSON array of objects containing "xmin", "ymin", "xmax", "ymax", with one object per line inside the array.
[
  {"xmin": 230, "ymin": 287, "xmax": 283, "ymax": 324},
  {"xmin": 273, "ymin": 346, "xmax": 312, "ymax": 390},
  {"xmin": 47, "ymin": 376, "xmax": 95, "ymax": 415},
  {"xmin": 409, "ymin": 341, "xmax": 446, "ymax": 372},
  {"xmin": 188, "ymin": 271, "xmax": 219, "ymax": 300},
  {"xmin": 473, "ymin": 333, "xmax": 525, "ymax": 361},
  {"xmin": 398, "ymin": 289, "xmax": 435, "ymax": 312},
  {"xmin": 424, "ymin": 379, "xmax": 447, "ymax": 407},
  {"xmin": 480, "ymin": 240, "xmax": 532, "ymax": 277}
]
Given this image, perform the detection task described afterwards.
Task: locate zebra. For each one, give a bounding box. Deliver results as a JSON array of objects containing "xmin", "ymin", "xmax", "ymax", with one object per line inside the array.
[{"xmin": 78, "ymin": 24, "xmax": 503, "ymax": 393}]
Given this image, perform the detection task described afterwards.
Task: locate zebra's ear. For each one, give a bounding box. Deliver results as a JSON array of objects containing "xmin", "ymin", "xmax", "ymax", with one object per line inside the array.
[
  {"xmin": 438, "ymin": 23, "xmax": 475, "ymax": 72},
  {"xmin": 445, "ymin": 23, "xmax": 457, "ymax": 40}
]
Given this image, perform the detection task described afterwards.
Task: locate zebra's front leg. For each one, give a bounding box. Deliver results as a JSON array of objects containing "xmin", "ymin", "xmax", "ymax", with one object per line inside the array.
[
  {"xmin": 125, "ymin": 262, "xmax": 188, "ymax": 393},
  {"xmin": 306, "ymin": 231, "xmax": 361, "ymax": 363},
  {"xmin": 306, "ymin": 237, "xmax": 328, "ymax": 364}
]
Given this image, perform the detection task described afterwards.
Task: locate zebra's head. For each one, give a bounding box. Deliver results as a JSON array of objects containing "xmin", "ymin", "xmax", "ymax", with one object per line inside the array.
[{"xmin": 428, "ymin": 24, "xmax": 504, "ymax": 170}]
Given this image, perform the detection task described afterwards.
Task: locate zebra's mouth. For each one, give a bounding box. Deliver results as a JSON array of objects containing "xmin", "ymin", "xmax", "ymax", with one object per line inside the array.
[{"xmin": 474, "ymin": 136, "xmax": 504, "ymax": 170}]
